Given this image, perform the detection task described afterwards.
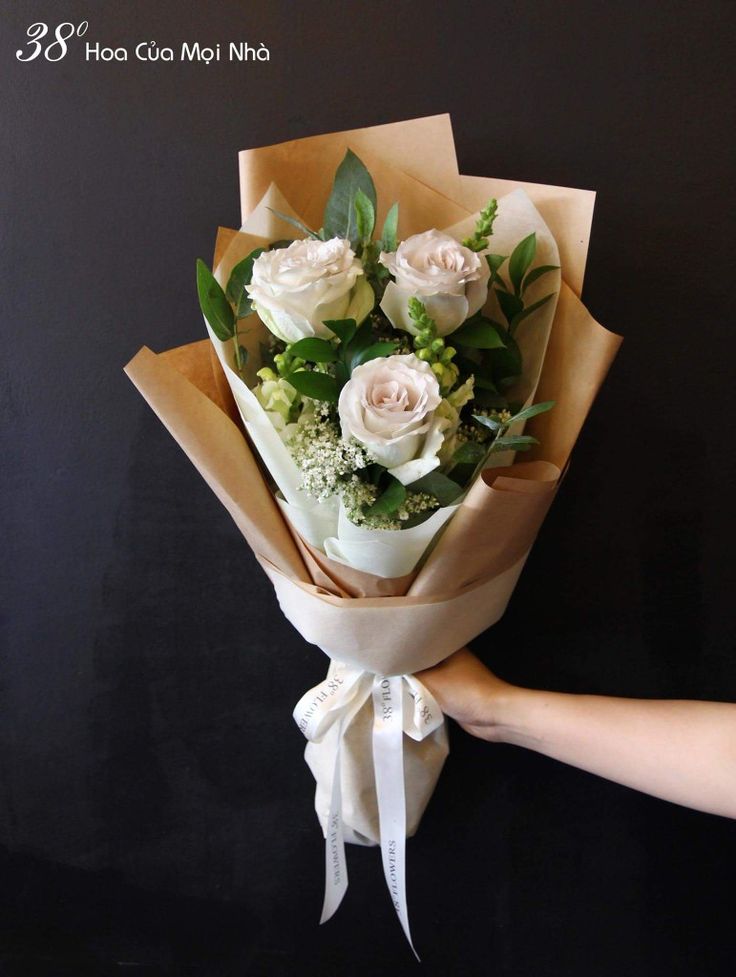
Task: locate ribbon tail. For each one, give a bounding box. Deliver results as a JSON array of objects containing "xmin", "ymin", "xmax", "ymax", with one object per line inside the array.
[
  {"xmin": 319, "ymin": 718, "xmax": 348, "ymax": 924},
  {"xmin": 372, "ymin": 675, "xmax": 420, "ymax": 961}
]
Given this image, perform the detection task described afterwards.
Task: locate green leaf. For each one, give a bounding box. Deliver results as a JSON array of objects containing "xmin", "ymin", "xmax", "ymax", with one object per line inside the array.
[
  {"xmin": 510, "ymin": 293, "xmax": 555, "ymax": 333},
  {"xmin": 352, "ymin": 341, "xmax": 398, "ymax": 367},
  {"xmin": 226, "ymin": 248, "xmax": 265, "ymax": 318},
  {"xmin": 268, "ymin": 239, "xmax": 293, "ymax": 250},
  {"xmin": 324, "ymin": 318, "xmax": 357, "ymax": 346},
  {"xmin": 486, "ymin": 327, "xmax": 522, "ymax": 382},
  {"xmin": 453, "ymin": 317, "xmax": 507, "ymax": 349},
  {"xmin": 408, "ymin": 471, "xmax": 464, "ymax": 506},
  {"xmin": 323, "ymin": 149, "xmax": 377, "ymax": 246},
  {"xmin": 268, "ymin": 208, "xmax": 321, "ymax": 240},
  {"xmin": 285, "ymin": 370, "xmax": 339, "ymax": 403},
  {"xmin": 486, "ymin": 254, "xmax": 508, "ymax": 274},
  {"xmin": 472, "ymin": 413, "xmax": 504, "ymax": 433},
  {"xmin": 473, "ymin": 389, "xmax": 509, "ymax": 410},
  {"xmin": 196, "ymin": 259, "xmax": 234, "ymax": 341},
  {"xmin": 452, "ymin": 441, "xmax": 487, "ymax": 466},
  {"xmin": 286, "ymin": 337, "xmax": 338, "ymax": 363},
  {"xmin": 508, "ymin": 233, "xmax": 537, "ymax": 295},
  {"xmin": 364, "ymin": 476, "xmax": 407, "ymax": 517},
  {"xmin": 381, "ymin": 202, "xmax": 399, "ymax": 251},
  {"xmin": 237, "ymin": 345, "xmax": 249, "ymax": 368},
  {"xmin": 495, "ymin": 288, "xmax": 524, "ymax": 325},
  {"xmin": 345, "ymin": 321, "xmax": 373, "ymax": 365},
  {"xmin": 490, "ymin": 435, "xmax": 539, "ymax": 452},
  {"xmin": 508, "ymin": 400, "xmax": 555, "ymax": 425},
  {"xmin": 473, "ymin": 376, "xmax": 499, "ymax": 392},
  {"xmin": 353, "ymin": 188, "xmax": 375, "ymax": 243},
  {"xmin": 522, "ymin": 264, "xmax": 559, "ymax": 293}
]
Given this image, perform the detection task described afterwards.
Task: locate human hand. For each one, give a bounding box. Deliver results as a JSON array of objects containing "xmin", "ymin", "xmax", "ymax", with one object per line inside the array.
[{"xmin": 416, "ymin": 648, "xmax": 517, "ymax": 742}]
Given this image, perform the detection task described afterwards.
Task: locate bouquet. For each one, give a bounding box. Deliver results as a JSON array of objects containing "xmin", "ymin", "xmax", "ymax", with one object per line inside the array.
[{"xmin": 125, "ymin": 116, "xmax": 621, "ymax": 955}]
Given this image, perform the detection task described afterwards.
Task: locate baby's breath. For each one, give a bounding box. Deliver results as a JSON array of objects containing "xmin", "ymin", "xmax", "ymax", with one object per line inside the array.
[{"xmin": 288, "ymin": 405, "xmax": 371, "ymax": 502}]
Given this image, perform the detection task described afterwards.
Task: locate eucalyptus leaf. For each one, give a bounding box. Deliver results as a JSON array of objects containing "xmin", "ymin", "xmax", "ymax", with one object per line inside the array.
[
  {"xmin": 364, "ymin": 476, "xmax": 406, "ymax": 517},
  {"xmin": 508, "ymin": 400, "xmax": 555, "ymax": 424},
  {"xmin": 408, "ymin": 471, "xmax": 464, "ymax": 506},
  {"xmin": 452, "ymin": 441, "xmax": 487, "ymax": 465},
  {"xmin": 490, "ymin": 435, "xmax": 539, "ymax": 452},
  {"xmin": 285, "ymin": 370, "xmax": 339, "ymax": 403},
  {"xmin": 522, "ymin": 264, "xmax": 559, "ymax": 293},
  {"xmin": 453, "ymin": 317, "xmax": 507, "ymax": 349},
  {"xmin": 381, "ymin": 202, "xmax": 399, "ymax": 251},
  {"xmin": 268, "ymin": 208, "xmax": 321, "ymax": 240},
  {"xmin": 196, "ymin": 259, "xmax": 234, "ymax": 340},
  {"xmin": 323, "ymin": 149, "xmax": 377, "ymax": 245},
  {"xmin": 472, "ymin": 413, "xmax": 504, "ymax": 432},
  {"xmin": 287, "ymin": 337, "xmax": 338, "ymax": 363},
  {"xmin": 324, "ymin": 318, "xmax": 357, "ymax": 345},
  {"xmin": 354, "ymin": 188, "xmax": 375, "ymax": 243},
  {"xmin": 508, "ymin": 233, "xmax": 537, "ymax": 294}
]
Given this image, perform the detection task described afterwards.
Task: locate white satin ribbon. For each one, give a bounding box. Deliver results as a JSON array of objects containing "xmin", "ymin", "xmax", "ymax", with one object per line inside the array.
[{"xmin": 293, "ymin": 662, "xmax": 444, "ymax": 957}]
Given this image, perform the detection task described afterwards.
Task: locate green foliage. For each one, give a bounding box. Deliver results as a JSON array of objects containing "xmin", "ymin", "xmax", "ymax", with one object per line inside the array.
[
  {"xmin": 323, "ymin": 150, "xmax": 377, "ymax": 247},
  {"xmin": 363, "ymin": 476, "xmax": 406, "ymax": 517},
  {"xmin": 324, "ymin": 318, "xmax": 357, "ymax": 345},
  {"xmin": 351, "ymin": 341, "xmax": 398, "ymax": 368},
  {"xmin": 522, "ymin": 264, "xmax": 559, "ymax": 293},
  {"xmin": 408, "ymin": 470, "xmax": 464, "ymax": 506},
  {"xmin": 285, "ymin": 370, "xmax": 339, "ymax": 403},
  {"xmin": 380, "ymin": 202, "xmax": 399, "ymax": 251},
  {"xmin": 508, "ymin": 232, "xmax": 537, "ymax": 295},
  {"xmin": 196, "ymin": 259, "xmax": 234, "ymax": 341},
  {"xmin": 353, "ymin": 188, "xmax": 375, "ymax": 244},
  {"xmin": 489, "ymin": 435, "xmax": 539, "ymax": 453},
  {"xmin": 267, "ymin": 208, "xmax": 321, "ymax": 240},
  {"xmin": 287, "ymin": 338, "xmax": 338, "ymax": 363},
  {"xmin": 452, "ymin": 441, "xmax": 487, "ymax": 466},
  {"xmin": 453, "ymin": 316, "xmax": 507, "ymax": 349},
  {"xmin": 226, "ymin": 248, "xmax": 265, "ymax": 319},
  {"xmin": 495, "ymin": 288, "xmax": 524, "ymax": 325},
  {"xmin": 509, "ymin": 293, "xmax": 555, "ymax": 332},
  {"xmin": 507, "ymin": 400, "xmax": 555, "ymax": 424}
]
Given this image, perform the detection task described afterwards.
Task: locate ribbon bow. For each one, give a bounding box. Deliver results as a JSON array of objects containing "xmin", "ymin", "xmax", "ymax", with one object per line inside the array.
[{"xmin": 293, "ymin": 662, "xmax": 444, "ymax": 959}]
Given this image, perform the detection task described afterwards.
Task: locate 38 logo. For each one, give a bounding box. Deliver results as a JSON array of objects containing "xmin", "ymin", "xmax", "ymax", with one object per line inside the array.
[{"xmin": 16, "ymin": 22, "xmax": 88, "ymax": 62}]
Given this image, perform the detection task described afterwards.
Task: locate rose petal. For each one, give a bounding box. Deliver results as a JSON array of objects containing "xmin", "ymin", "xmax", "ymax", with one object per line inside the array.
[{"xmin": 423, "ymin": 292, "xmax": 469, "ymax": 336}]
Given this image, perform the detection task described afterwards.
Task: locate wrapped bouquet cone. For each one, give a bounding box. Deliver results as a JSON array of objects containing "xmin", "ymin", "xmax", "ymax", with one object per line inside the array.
[{"xmin": 125, "ymin": 116, "xmax": 621, "ymax": 955}]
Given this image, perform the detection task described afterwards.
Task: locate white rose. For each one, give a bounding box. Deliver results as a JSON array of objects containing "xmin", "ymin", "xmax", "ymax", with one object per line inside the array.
[
  {"xmin": 379, "ymin": 229, "xmax": 490, "ymax": 336},
  {"xmin": 246, "ymin": 237, "xmax": 374, "ymax": 344},
  {"xmin": 338, "ymin": 353, "xmax": 449, "ymax": 485}
]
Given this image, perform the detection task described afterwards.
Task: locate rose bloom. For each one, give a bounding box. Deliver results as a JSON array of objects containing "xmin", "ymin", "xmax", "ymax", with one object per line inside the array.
[
  {"xmin": 247, "ymin": 237, "xmax": 374, "ymax": 344},
  {"xmin": 379, "ymin": 229, "xmax": 490, "ymax": 336},
  {"xmin": 338, "ymin": 353, "xmax": 450, "ymax": 485}
]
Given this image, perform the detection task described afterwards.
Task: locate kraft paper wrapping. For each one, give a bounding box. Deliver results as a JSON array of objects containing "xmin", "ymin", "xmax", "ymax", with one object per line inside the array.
[{"xmin": 125, "ymin": 115, "xmax": 622, "ymax": 847}]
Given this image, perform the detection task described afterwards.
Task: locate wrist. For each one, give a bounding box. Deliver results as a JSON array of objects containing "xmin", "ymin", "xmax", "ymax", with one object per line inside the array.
[{"xmin": 487, "ymin": 684, "xmax": 541, "ymax": 746}]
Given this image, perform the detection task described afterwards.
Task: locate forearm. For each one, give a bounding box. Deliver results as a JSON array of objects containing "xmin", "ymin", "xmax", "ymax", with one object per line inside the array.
[{"xmin": 496, "ymin": 689, "xmax": 736, "ymax": 819}]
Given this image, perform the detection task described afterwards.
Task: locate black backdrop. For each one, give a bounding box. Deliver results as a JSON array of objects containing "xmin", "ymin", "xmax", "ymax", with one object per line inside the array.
[{"xmin": 2, "ymin": 2, "xmax": 735, "ymax": 975}]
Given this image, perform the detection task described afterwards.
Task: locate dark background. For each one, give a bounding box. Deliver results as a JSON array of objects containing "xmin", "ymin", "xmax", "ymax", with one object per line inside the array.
[{"xmin": 2, "ymin": 1, "xmax": 735, "ymax": 974}]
